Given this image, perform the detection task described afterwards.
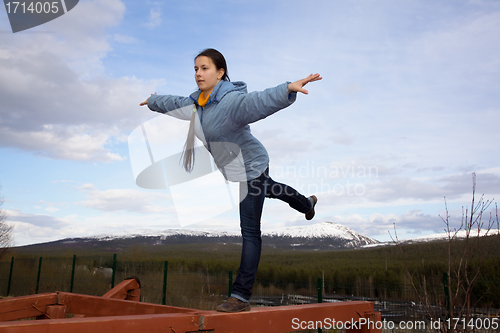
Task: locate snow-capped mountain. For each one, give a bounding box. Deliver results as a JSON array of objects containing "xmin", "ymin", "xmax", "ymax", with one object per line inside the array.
[
  {"xmin": 94, "ymin": 228, "xmax": 240, "ymax": 241},
  {"xmin": 396, "ymin": 228, "xmax": 499, "ymax": 244},
  {"xmin": 18, "ymin": 222, "xmax": 380, "ymax": 251},
  {"xmin": 84, "ymin": 221, "xmax": 379, "ymax": 250},
  {"xmin": 266, "ymin": 222, "xmax": 378, "ymax": 247}
]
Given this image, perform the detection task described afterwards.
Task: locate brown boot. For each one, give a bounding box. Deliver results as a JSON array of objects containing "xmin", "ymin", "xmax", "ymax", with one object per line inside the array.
[
  {"xmin": 305, "ymin": 195, "xmax": 317, "ymax": 220},
  {"xmin": 216, "ymin": 297, "xmax": 251, "ymax": 313}
]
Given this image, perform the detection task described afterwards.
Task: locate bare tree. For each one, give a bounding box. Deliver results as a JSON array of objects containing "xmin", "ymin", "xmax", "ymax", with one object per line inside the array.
[
  {"xmin": 391, "ymin": 173, "xmax": 499, "ymax": 333},
  {"xmin": 0, "ymin": 187, "xmax": 13, "ymax": 259}
]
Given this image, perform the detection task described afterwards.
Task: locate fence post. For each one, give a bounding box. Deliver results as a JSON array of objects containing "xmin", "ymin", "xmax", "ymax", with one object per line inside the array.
[
  {"xmin": 443, "ymin": 272, "xmax": 450, "ymax": 318},
  {"xmin": 35, "ymin": 257, "xmax": 43, "ymax": 294},
  {"xmin": 162, "ymin": 261, "xmax": 168, "ymax": 305},
  {"xmin": 6, "ymin": 257, "xmax": 14, "ymax": 296},
  {"xmin": 317, "ymin": 277, "xmax": 323, "ymax": 333},
  {"xmin": 111, "ymin": 253, "xmax": 117, "ymax": 288},
  {"xmin": 70, "ymin": 254, "xmax": 76, "ymax": 293},
  {"xmin": 228, "ymin": 270, "xmax": 233, "ymax": 298},
  {"xmin": 317, "ymin": 277, "xmax": 323, "ymax": 303}
]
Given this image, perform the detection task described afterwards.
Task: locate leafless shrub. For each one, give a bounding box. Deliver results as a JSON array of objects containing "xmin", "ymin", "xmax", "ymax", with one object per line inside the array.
[
  {"xmin": 391, "ymin": 173, "xmax": 499, "ymax": 333},
  {"xmin": 0, "ymin": 188, "xmax": 13, "ymax": 259}
]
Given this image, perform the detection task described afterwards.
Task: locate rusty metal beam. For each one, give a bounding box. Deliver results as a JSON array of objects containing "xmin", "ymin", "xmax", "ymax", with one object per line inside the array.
[
  {"xmin": 67, "ymin": 278, "xmax": 141, "ymax": 318},
  {"xmin": 0, "ymin": 313, "xmax": 201, "ymax": 333},
  {"xmin": 102, "ymin": 278, "xmax": 141, "ymax": 301},
  {"xmin": 199, "ymin": 301, "xmax": 378, "ymax": 333},
  {"xmin": 0, "ymin": 296, "xmax": 382, "ymax": 333},
  {"xmin": 58, "ymin": 292, "xmax": 203, "ymax": 317},
  {"xmin": 40, "ymin": 305, "xmax": 68, "ymax": 320},
  {"xmin": 0, "ymin": 293, "xmax": 58, "ymax": 322},
  {"xmin": 0, "ymin": 279, "xmax": 382, "ymax": 333},
  {"xmin": 351, "ymin": 310, "xmax": 382, "ymax": 333}
]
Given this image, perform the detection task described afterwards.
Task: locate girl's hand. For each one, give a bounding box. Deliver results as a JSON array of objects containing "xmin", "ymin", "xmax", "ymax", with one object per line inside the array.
[
  {"xmin": 140, "ymin": 92, "xmax": 157, "ymax": 106},
  {"xmin": 288, "ymin": 73, "xmax": 322, "ymax": 94}
]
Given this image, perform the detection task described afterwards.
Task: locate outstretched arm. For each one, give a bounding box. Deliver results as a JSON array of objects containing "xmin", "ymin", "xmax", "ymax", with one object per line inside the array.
[
  {"xmin": 140, "ymin": 92, "xmax": 194, "ymax": 120},
  {"xmin": 229, "ymin": 74, "xmax": 322, "ymax": 127},
  {"xmin": 288, "ymin": 73, "xmax": 322, "ymax": 94},
  {"xmin": 139, "ymin": 92, "xmax": 157, "ymax": 106}
]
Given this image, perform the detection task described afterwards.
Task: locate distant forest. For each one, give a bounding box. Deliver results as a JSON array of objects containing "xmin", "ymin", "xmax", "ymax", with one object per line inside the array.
[{"xmin": 4, "ymin": 234, "xmax": 500, "ymax": 307}]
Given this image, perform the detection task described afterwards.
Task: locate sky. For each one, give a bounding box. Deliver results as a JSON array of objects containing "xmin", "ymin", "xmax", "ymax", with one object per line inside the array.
[{"xmin": 0, "ymin": 0, "xmax": 499, "ymax": 246}]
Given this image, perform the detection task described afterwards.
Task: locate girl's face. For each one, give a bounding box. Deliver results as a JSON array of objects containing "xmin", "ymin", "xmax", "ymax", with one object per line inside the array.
[{"xmin": 194, "ymin": 56, "xmax": 225, "ymax": 96}]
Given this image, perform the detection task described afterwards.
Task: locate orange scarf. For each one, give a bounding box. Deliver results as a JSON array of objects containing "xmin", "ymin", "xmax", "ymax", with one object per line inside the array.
[{"xmin": 198, "ymin": 91, "xmax": 210, "ymax": 109}]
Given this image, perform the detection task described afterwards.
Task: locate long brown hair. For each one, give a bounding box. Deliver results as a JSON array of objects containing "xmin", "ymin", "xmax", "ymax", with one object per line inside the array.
[{"xmin": 181, "ymin": 49, "xmax": 230, "ymax": 172}]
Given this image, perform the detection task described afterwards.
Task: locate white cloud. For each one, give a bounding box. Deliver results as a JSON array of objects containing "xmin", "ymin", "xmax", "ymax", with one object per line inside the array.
[
  {"xmin": 145, "ymin": 8, "xmax": 162, "ymax": 29},
  {"xmin": 113, "ymin": 33, "xmax": 139, "ymax": 44},
  {"xmin": 0, "ymin": 125, "xmax": 125, "ymax": 162},
  {"xmin": 77, "ymin": 184, "xmax": 173, "ymax": 214},
  {"xmin": 34, "ymin": 200, "xmax": 61, "ymax": 213},
  {"xmin": 0, "ymin": 0, "xmax": 162, "ymax": 162},
  {"xmin": 8, "ymin": 0, "xmax": 127, "ymax": 78},
  {"xmin": 318, "ymin": 210, "xmax": 444, "ymax": 242},
  {"xmin": 6, "ymin": 209, "xmax": 68, "ymax": 228},
  {"xmin": 9, "ymin": 210, "xmax": 180, "ymax": 246}
]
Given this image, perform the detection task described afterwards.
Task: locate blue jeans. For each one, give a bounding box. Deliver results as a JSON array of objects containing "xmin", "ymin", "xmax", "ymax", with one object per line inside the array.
[{"xmin": 231, "ymin": 168, "xmax": 312, "ymax": 302}]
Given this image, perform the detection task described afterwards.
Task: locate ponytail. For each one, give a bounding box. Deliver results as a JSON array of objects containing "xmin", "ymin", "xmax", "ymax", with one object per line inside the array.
[{"xmin": 181, "ymin": 110, "xmax": 197, "ymax": 172}]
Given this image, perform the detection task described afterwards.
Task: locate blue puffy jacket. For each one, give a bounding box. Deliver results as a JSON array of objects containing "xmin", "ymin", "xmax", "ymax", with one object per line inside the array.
[{"xmin": 147, "ymin": 80, "xmax": 297, "ymax": 181}]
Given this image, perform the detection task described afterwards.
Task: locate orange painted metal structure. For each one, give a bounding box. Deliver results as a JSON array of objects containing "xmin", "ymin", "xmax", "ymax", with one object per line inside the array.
[{"xmin": 0, "ymin": 278, "xmax": 382, "ymax": 333}]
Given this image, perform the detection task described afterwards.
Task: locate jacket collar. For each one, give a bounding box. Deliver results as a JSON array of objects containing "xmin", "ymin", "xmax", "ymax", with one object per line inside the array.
[{"xmin": 189, "ymin": 80, "xmax": 246, "ymax": 105}]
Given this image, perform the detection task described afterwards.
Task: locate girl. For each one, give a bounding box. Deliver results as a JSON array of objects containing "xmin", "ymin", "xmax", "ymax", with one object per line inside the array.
[{"xmin": 140, "ymin": 48, "xmax": 321, "ymax": 312}]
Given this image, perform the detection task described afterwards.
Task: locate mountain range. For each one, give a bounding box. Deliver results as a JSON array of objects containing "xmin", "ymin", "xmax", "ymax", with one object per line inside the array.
[
  {"xmin": 15, "ymin": 222, "xmax": 380, "ymax": 251},
  {"xmin": 13, "ymin": 221, "xmax": 496, "ymax": 253}
]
